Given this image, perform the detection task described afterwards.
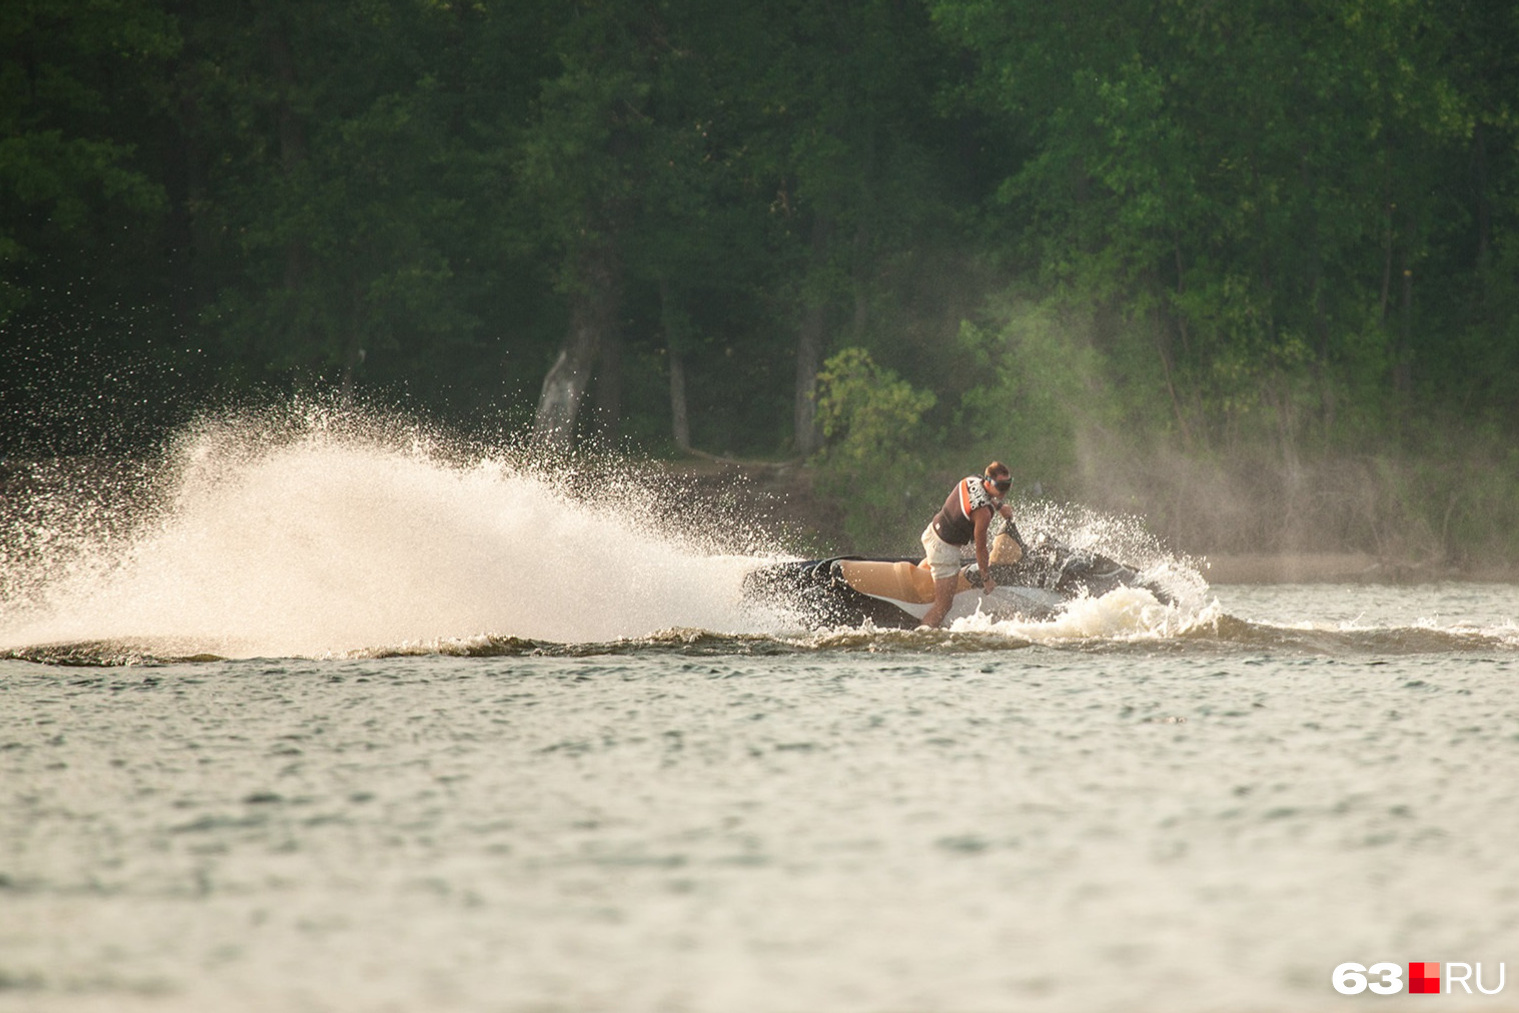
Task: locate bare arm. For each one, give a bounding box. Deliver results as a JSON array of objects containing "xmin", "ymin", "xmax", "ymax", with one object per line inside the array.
[{"xmin": 973, "ymin": 507, "xmax": 995, "ymax": 592}]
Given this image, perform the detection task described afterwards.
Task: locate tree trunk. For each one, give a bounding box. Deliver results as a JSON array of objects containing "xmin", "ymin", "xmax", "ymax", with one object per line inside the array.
[
  {"xmin": 1379, "ymin": 141, "xmax": 1394, "ymax": 324},
  {"xmin": 1474, "ymin": 122, "xmax": 1491, "ymax": 273},
  {"xmin": 1394, "ymin": 255, "xmax": 1413, "ymax": 397},
  {"xmin": 794, "ymin": 303, "xmax": 825, "ymax": 457},
  {"xmin": 164, "ymin": 34, "xmax": 205, "ymax": 335},
  {"xmin": 341, "ymin": 280, "xmax": 364, "ymax": 398},
  {"xmin": 1155, "ymin": 317, "xmax": 1194, "ymax": 450},
  {"xmin": 794, "ymin": 215, "xmax": 833, "ymax": 457},
  {"xmin": 668, "ymin": 347, "xmax": 690, "ymax": 452},
  {"xmin": 661, "ymin": 280, "xmax": 691, "ymax": 452},
  {"xmin": 267, "ymin": 17, "xmax": 307, "ymax": 297},
  {"xmin": 532, "ymin": 242, "xmax": 620, "ymax": 456},
  {"xmin": 851, "ymin": 220, "xmax": 869, "ymax": 343},
  {"xmin": 593, "ymin": 325, "xmax": 622, "ymax": 439}
]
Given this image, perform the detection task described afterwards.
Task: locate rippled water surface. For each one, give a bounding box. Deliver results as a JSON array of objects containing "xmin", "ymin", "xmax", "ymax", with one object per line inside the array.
[
  {"xmin": 5, "ymin": 582, "xmax": 1519, "ymax": 1013},
  {"xmin": 4, "ymin": 424, "xmax": 1519, "ymax": 1010}
]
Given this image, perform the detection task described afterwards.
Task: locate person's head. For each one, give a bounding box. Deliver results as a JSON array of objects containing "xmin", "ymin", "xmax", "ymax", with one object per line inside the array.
[{"xmin": 984, "ymin": 461, "xmax": 1012, "ymax": 496}]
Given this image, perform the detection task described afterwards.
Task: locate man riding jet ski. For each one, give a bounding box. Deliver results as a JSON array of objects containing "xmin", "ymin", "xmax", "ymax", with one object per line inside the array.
[
  {"xmin": 917, "ymin": 462, "xmax": 1024, "ymax": 627},
  {"xmin": 742, "ymin": 531, "xmax": 1173, "ymax": 630}
]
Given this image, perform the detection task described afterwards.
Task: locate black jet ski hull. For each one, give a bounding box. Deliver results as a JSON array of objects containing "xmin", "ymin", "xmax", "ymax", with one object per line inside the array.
[
  {"xmin": 742, "ymin": 556, "xmax": 930, "ymax": 630},
  {"xmin": 742, "ymin": 539, "xmax": 1171, "ymax": 630}
]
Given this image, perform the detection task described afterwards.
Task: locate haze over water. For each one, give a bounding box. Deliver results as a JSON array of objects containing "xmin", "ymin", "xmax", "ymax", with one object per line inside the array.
[{"xmin": 3, "ymin": 413, "xmax": 1518, "ymax": 1011}]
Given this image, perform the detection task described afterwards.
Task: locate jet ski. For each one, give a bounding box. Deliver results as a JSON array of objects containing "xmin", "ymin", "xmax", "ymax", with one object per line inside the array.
[{"xmin": 743, "ymin": 533, "xmax": 1172, "ymax": 629}]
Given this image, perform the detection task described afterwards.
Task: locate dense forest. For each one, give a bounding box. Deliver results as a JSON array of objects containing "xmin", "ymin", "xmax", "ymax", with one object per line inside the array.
[{"xmin": 4, "ymin": 0, "xmax": 1519, "ymax": 564}]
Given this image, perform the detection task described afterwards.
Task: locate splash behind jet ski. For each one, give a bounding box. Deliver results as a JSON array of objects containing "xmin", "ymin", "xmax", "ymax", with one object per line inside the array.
[{"xmin": 743, "ymin": 534, "xmax": 1172, "ymax": 630}]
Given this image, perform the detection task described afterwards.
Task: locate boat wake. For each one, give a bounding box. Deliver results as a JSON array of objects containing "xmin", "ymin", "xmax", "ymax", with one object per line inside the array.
[
  {"xmin": 0, "ymin": 407, "xmax": 772, "ymax": 661},
  {"xmin": 2, "ymin": 407, "xmax": 1514, "ymax": 667},
  {"xmin": 7, "ymin": 613, "xmax": 1516, "ymax": 667}
]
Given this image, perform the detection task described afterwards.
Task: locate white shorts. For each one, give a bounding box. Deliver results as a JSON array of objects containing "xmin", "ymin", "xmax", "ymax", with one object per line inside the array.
[{"xmin": 920, "ymin": 524, "xmax": 964, "ymax": 581}]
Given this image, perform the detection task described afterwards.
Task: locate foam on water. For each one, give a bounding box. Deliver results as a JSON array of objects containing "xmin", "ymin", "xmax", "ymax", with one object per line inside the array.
[
  {"xmin": 0, "ymin": 410, "xmax": 775, "ymax": 658},
  {"xmin": 22, "ymin": 408, "xmax": 1423, "ymax": 662},
  {"xmin": 950, "ymin": 584, "xmax": 1223, "ymax": 642}
]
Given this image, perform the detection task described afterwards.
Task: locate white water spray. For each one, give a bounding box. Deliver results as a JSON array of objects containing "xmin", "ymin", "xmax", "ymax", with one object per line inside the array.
[
  {"xmin": 0, "ymin": 412, "xmax": 773, "ymax": 657},
  {"xmin": 0, "ymin": 409, "xmax": 1230, "ymax": 659}
]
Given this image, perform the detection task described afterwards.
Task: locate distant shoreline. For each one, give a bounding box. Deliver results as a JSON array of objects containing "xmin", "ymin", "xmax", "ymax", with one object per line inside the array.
[
  {"xmin": 663, "ymin": 461, "xmax": 1519, "ymax": 585},
  {"xmin": 6, "ymin": 456, "xmax": 1517, "ymax": 585},
  {"xmin": 1200, "ymin": 552, "xmax": 1519, "ymax": 585}
]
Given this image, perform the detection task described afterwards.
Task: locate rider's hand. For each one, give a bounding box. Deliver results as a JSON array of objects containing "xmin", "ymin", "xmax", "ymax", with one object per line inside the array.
[{"xmin": 982, "ymin": 577, "xmax": 997, "ymax": 595}]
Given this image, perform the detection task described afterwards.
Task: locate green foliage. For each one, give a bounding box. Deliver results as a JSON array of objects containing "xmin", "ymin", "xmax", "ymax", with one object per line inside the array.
[
  {"xmin": 4, "ymin": 0, "xmax": 1519, "ymax": 564},
  {"xmin": 0, "ymin": 0, "xmax": 177, "ymax": 322},
  {"xmin": 812, "ymin": 347, "xmax": 937, "ymax": 552},
  {"xmin": 177, "ymin": 0, "xmax": 565, "ymax": 414},
  {"xmin": 932, "ymin": 0, "xmax": 1511, "ymax": 450},
  {"xmin": 955, "ymin": 301, "xmax": 1114, "ymax": 490}
]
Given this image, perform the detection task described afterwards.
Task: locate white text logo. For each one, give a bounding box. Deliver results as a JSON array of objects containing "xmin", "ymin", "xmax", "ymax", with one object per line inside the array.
[{"xmin": 1333, "ymin": 962, "xmax": 1505, "ymax": 995}]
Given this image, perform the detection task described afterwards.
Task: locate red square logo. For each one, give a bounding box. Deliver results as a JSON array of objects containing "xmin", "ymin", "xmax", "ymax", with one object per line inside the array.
[{"xmin": 1409, "ymin": 962, "xmax": 1441, "ymax": 994}]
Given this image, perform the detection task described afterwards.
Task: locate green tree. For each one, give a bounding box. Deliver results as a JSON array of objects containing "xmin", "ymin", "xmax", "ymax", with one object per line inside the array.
[
  {"xmin": 0, "ymin": 0, "xmax": 176, "ymax": 320},
  {"xmin": 934, "ymin": 0, "xmax": 1497, "ymax": 445},
  {"xmin": 517, "ymin": 0, "xmax": 660, "ymax": 455},
  {"xmin": 188, "ymin": 1, "xmax": 498, "ymax": 399},
  {"xmin": 754, "ymin": 0, "xmax": 969, "ymax": 455},
  {"xmin": 812, "ymin": 346, "xmax": 937, "ymax": 552}
]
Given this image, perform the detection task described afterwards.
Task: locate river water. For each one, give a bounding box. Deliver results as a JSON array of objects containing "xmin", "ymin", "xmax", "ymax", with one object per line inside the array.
[{"xmin": 3, "ymin": 420, "xmax": 1518, "ymax": 1012}]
